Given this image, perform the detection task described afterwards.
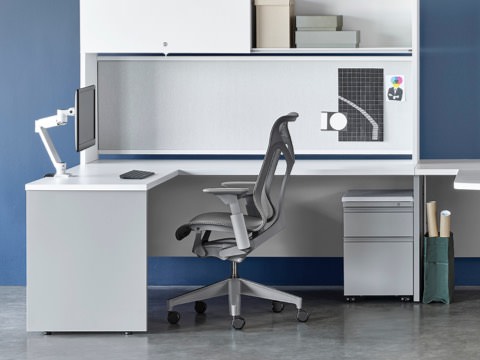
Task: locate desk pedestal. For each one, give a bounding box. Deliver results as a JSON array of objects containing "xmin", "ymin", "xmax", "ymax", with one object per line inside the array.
[{"xmin": 26, "ymin": 190, "xmax": 147, "ymax": 332}]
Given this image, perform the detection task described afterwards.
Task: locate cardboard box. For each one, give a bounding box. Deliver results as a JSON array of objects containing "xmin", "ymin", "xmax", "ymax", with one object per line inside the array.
[{"xmin": 255, "ymin": 0, "xmax": 295, "ymax": 48}]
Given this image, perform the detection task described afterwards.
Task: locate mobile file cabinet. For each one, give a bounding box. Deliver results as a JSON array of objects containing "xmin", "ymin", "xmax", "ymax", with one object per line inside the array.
[{"xmin": 342, "ymin": 190, "xmax": 414, "ymax": 302}]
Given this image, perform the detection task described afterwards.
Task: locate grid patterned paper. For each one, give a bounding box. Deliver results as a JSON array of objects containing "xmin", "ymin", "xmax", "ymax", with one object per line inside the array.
[{"xmin": 338, "ymin": 68, "xmax": 384, "ymax": 142}]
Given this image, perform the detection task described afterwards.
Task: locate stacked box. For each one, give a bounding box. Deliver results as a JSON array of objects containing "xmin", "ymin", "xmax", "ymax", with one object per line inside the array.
[
  {"xmin": 255, "ymin": 0, "xmax": 295, "ymax": 48},
  {"xmin": 296, "ymin": 15, "xmax": 343, "ymax": 31},
  {"xmin": 295, "ymin": 15, "xmax": 359, "ymax": 48}
]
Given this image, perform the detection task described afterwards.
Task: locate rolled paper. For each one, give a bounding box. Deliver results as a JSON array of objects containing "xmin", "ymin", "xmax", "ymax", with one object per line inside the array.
[
  {"xmin": 439, "ymin": 210, "xmax": 451, "ymax": 237},
  {"xmin": 426, "ymin": 201, "xmax": 438, "ymax": 237}
]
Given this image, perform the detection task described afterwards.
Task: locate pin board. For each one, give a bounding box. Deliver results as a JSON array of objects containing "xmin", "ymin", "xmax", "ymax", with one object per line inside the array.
[{"xmin": 97, "ymin": 57, "xmax": 414, "ymax": 156}]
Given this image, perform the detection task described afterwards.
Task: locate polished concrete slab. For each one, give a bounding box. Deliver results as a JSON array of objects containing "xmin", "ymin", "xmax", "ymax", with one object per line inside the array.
[{"xmin": 2, "ymin": 286, "xmax": 480, "ymax": 360}]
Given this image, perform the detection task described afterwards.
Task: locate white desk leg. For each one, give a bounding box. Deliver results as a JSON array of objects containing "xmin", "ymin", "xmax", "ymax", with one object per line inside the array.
[{"xmin": 26, "ymin": 190, "xmax": 147, "ymax": 332}]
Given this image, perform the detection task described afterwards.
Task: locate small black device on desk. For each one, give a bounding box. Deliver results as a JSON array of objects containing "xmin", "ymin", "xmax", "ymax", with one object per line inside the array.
[{"xmin": 120, "ymin": 170, "xmax": 155, "ymax": 180}]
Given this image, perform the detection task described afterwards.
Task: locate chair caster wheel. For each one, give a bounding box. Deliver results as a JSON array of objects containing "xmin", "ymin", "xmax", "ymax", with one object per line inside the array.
[
  {"xmin": 296, "ymin": 309, "xmax": 309, "ymax": 323},
  {"xmin": 167, "ymin": 311, "xmax": 181, "ymax": 325},
  {"xmin": 272, "ymin": 301, "xmax": 284, "ymax": 313},
  {"xmin": 194, "ymin": 301, "xmax": 207, "ymax": 314},
  {"xmin": 232, "ymin": 316, "xmax": 245, "ymax": 330}
]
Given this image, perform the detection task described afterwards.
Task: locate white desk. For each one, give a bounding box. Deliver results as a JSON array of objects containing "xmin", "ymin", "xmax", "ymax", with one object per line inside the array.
[
  {"xmin": 28, "ymin": 158, "xmax": 457, "ymax": 333},
  {"xmin": 414, "ymin": 159, "xmax": 480, "ymax": 190},
  {"xmin": 454, "ymin": 170, "xmax": 480, "ymax": 190}
]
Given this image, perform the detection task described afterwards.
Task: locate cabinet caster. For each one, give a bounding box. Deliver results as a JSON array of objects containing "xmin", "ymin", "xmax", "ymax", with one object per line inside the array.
[
  {"xmin": 194, "ymin": 301, "xmax": 207, "ymax": 314},
  {"xmin": 400, "ymin": 296, "xmax": 411, "ymax": 302},
  {"xmin": 232, "ymin": 316, "xmax": 245, "ymax": 330},
  {"xmin": 345, "ymin": 296, "xmax": 356, "ymax": 302},
  {"xmin": 167, "ymin": 311, "xmax": 181, "ymax": 325},
  {"xmin": 124, "ymin": 332, "xmax": 132, "ymax": 335},
  {"xmin": 272, "ymin": 301, "xmax": 284, "ymax": 313},
  {"xmin": 296, "ymin": 309, "xmax": 309, "ymax": 322},
  {"xmin": 43, "ymin": 331, "xmax": 52, "ymax": 335}
]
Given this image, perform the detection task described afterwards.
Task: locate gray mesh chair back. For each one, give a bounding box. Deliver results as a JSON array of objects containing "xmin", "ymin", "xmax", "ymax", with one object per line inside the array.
[{"xmin": 252, "ymin": 112, "xmax": 296, "ymax": 234}]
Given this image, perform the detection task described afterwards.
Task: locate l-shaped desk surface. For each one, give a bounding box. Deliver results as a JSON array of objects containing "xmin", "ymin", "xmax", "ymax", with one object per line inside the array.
[
  {"xmin": 26, "ymin": 159, "xmax": 417, "ymax": 191},
  {"xmin": 25, "ymin": 159, "xmax": 480, "ymax": 191}
]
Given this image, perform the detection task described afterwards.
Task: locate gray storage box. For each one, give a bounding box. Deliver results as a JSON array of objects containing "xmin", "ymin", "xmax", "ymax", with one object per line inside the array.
[
  {"xmin": 342, "ymin": 190, "xmax": 414, "ymax": 300},
  {"xmin": 295, "ymin": 30, "xmax": 359, "ymax": 48},
  {"xmin": 296, "ymin": 15, "xmax": 343, "ymax": 30}
]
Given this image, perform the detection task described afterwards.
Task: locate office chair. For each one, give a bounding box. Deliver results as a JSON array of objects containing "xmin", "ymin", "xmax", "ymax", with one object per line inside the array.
[{"xmin": 167, "ymin": 112, "xmax": 309, "ymax": 329}]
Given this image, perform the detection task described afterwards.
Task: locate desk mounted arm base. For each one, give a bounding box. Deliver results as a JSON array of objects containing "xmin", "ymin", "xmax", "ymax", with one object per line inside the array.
[{"xmin": 35, "ymin": 108, "xmax": 75, "ymax": 178}]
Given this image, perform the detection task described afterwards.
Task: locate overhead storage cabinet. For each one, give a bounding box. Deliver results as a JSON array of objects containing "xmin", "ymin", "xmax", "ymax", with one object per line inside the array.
[{"xmin": 80, "ymin": 0, "xmax": 252, "ymax": 54}]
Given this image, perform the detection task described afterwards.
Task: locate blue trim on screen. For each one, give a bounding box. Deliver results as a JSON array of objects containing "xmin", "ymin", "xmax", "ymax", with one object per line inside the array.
[
  {"xmin": 98, "ymin": 52, "xmax": 413, "ymax": 58},
  {"xmin": 100, "ymin": 154, "xmax": 412, "ymax": 161},
  {"xmin": 100, "ymin": 154, "xmax": 265, "ymax": 160},
  {"xmin": 169, "ymin": 52, "xmax": 413, "ymax": 58}
]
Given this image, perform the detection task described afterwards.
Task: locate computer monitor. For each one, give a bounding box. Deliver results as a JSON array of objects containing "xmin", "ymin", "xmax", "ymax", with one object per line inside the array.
[{"xmin": 75, "ymin": 85, "xmax": 96, "ymax": 152}]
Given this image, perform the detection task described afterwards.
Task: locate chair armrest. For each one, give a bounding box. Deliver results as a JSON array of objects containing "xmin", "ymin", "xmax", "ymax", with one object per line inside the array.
[
  {"xmin": 202, "ymin": 187, "xmax": 251, "ymax": 250},
  {"xmin": 221, "ymin": 181, "xmax": 256, "ymax": 188},
  {"xmin": 203, "ymin": 187, "xmax": 249, "ymax": 196},
  {"xmin": 221, "ymin": 181, "xmax": 255, "ymax": 197}
]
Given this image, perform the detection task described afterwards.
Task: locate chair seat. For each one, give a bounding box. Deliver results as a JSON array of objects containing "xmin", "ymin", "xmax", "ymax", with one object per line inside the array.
[{"xmin": 188, "ymin": 212, "xmax": 263, "ymax": 232}]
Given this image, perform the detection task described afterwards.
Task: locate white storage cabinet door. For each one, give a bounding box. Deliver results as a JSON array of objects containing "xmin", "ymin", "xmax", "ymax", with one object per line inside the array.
[{"xmin": 81, "ymin": 0, "xmax": 251, "ymax": 54}]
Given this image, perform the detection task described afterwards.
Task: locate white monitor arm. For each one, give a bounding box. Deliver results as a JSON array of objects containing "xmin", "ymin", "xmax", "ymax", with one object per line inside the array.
[{"xmin": 35, "ymin": 108, "xmax": 75, "ymax": 178}]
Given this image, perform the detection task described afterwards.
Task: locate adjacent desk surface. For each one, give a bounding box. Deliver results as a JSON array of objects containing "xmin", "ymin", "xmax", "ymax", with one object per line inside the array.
[
  {"xmin": 453, "ymin": 170, "xmax": 480, "ymax": 190},
  {"xmin": 415, "ymin": 160, "xmax": 480, "ymax": 189}
]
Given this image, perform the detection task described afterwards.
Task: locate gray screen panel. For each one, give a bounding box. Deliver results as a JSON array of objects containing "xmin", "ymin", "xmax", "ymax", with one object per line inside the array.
[{"xmin": 97, "ymin": 58, "xmax": 413, "ymax": 154}]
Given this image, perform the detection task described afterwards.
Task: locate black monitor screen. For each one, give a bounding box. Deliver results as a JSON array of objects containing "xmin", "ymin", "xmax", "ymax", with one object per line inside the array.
[{"xmin": 75, "ymin": 85, "xmax": 96, "ymax": 152}]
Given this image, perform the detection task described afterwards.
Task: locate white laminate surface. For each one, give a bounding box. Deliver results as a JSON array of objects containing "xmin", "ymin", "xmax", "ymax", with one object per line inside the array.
[
  {"xmin": 25, "ymin": 159, "xmax": 419, "ymax": 191},
  {"xmin": 27, "ymin": 159, "xmax": 480, "ymax": 192},
  {"xmin": 454, "ymin": 170, "xmax": 480, "ymax": 190},
  {"xmin": 24, "ymin": 160, "xmax": 263, "ymax": 191},
  {"xmin": 415, "ymin": 160, "xmax": 480, "ymax": 176},
  {"xmin": 294, "ymin": 160, "xmax": 415, "ymax": 176},
  {"xmin": 25, "ymin": 162, "xmax": 180, "ymax": 191}
]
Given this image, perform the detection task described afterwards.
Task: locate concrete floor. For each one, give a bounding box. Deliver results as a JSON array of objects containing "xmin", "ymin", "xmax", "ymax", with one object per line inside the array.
[{"xmin": 2, "ymin": 286, "xmax": 480, "ymax": 360}]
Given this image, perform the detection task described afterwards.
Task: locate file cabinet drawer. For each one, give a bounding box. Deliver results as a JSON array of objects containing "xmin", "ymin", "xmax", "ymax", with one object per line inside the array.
[
  {"xmin": 344, "ymin": 211, "xmax": 413, "ymax": 237},
  {"xmin": 344, "ymin": 241, "xmax": 413, "ymax": 296}
]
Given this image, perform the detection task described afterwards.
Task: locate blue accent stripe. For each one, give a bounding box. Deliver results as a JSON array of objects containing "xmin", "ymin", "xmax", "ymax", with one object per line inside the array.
[
  {"xmin": 100, "ymin": 154, "xmax": 412, "ymax": 161},
  {"xmin": 98, "ymin": 52, "xmax": 413, "ymax": 58},
  {"xmin": 149, "ymin": 257, "xmax": 480, "ymax": 287},
  {"xmin": 100, "ymin": 154, "xmax": 265, "ymax": 160},
  {"xmin": 167, "ymin": 52, "xmax": 413, "ymax": 58},
  {"xmin": 148, "ymin": 257, "xmax": 344, "ymax": 286},
  {"xmin": 454, "ymin": 258, "xmax": 480, "ymax": 286}
]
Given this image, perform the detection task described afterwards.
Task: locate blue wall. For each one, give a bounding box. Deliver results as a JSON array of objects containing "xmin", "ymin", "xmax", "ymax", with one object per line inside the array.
[
  {"xmin": 2, "ymin": 0, "xmax": 480, "ymax": 285},
  {"xmin": 0, "ymin": 0, "xmax": 80, "ymax": 284},
  {"xmin": 420, "ymin": 0, "xmax": 480, "ymax": 158}
]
